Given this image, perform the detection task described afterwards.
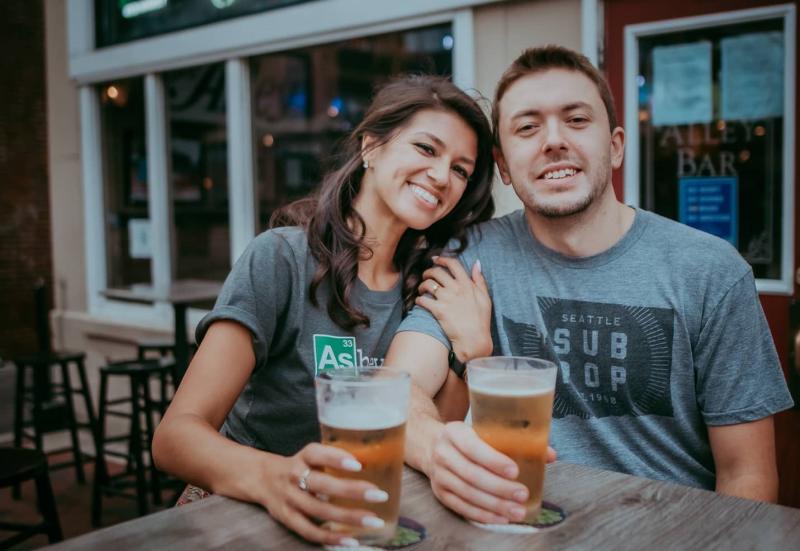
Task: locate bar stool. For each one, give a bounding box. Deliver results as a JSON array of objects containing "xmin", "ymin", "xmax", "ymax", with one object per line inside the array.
[
  {"xmin": 0, "ymin": 447, "xmax": 63, "ymax": 548},
  {"xmin": 11, "ymin": 351, "xmax": 97, "ymax": 496},
  {"xmin": 91, "ymin": 359, "xmax": 170, "ymax": 526}
]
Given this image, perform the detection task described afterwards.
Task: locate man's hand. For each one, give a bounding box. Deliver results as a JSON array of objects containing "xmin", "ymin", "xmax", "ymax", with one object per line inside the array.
[{"xmin": 425, "ymin": 421, "xmax": 557, "ymax": 524}]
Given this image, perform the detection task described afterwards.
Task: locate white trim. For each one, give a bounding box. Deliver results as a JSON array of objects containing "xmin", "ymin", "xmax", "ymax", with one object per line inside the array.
[
  {"xmin": 623, "ymin": 4, "xmax": 796, "ymax": 295},
  {"xmin": 145, "ymin": 74, "xmax": 174, "ymax": 289},
  {"xmin": 226, "ymin": 59, "xmax": 256, "ymax": 265},
  {"xmin": 66, "ymin": 0, "xmax": 94, "ymax": 56},
  {"xmin": 69, "ymin": 0, "xmax": 500, "ymax": 84},
  {"xmin": 581, "ymin": 0, "xmax": 599, "ymax": 67},
  {"xmin": 452, "ymin": 9, "xmax": 476, "ymax": 92},
  {"xmin": 79, "ymin": 86, "xmax": 106, "ymax": 314}
]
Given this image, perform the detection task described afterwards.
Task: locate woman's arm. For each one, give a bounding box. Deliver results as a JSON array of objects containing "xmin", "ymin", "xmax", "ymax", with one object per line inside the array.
[{"xmin": 152, "ymin": 320, "xmax": 388, "ymax": 546}]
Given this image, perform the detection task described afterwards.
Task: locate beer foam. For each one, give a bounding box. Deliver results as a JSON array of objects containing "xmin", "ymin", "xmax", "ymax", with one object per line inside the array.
[
  {"xmin": 469, "ymin": 376, "xmax": 552, "ymax": 397},
  {"xmin": 320, "ymin": 404, "xmax": 405, "ymax": 431}
]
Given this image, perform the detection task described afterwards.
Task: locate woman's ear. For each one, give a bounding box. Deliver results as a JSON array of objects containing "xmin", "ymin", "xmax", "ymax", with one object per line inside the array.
[{"xmin": 361, "ymin": 134, "xmax": 378, "ymax": 167}]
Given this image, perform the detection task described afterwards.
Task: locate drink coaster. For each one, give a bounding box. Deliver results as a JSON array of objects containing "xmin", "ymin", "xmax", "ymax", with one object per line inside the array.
[
  {"xmin": 469, "ymin": 501, "xmax": 567, "ymax": 534},
  {"xmin": 325, "ymin": 516, "xmax": 426, "ymax": 550}
]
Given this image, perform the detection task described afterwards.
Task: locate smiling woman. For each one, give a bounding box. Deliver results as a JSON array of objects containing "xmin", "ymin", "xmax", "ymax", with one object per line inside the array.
[{"xmin": 151, "ymin": 74, "xmax": 496, "ymax": 547}]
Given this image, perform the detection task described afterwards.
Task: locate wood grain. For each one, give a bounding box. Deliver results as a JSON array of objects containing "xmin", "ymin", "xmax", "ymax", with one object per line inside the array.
[{"xmin": 45, "ymin": 463, "xmax": 800, "ymax": 550}]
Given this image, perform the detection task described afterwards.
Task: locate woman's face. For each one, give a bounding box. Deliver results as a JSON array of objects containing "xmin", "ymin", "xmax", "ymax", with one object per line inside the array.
[{"xmin": 358, "ymin": 108, "xmax": 478, "ymax": 231}]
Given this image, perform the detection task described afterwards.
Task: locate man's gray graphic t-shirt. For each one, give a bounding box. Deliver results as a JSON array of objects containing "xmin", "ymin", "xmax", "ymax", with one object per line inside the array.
[
  {"xmin": 398, "ymin": 208, "xmax": 793, "ymax": 489},
  {"xmin": 196, "ymin": 227, "xmax": 402, "ymax": 456}
]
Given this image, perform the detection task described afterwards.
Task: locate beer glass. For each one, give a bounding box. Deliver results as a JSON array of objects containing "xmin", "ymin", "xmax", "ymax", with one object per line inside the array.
[
  {"xmin": 315, "ymin": 368, "xmax": 410, "ymax": 545},
  {"xmin": 467, "ymin": 356, "xmax": 557, "ymax": 522}
]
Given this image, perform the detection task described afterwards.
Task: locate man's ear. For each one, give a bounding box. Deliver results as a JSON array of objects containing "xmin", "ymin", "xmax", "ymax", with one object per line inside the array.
[
  {"xmin": 610, "ymin": 127, "xmax": 625, "ymax": 170},
  {"xmin": 493, "ymin": 146, "xmax": 512, "ymax": 186}
]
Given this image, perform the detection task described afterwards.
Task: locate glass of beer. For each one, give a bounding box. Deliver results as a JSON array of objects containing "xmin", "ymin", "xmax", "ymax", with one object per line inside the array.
[
  {"xmin": 315, "ymin": 368, "xmax": 410, "ymax": 545},
  {"xmin": 467, "ymin": 356, "xmax": 557, "ymax": 523}
]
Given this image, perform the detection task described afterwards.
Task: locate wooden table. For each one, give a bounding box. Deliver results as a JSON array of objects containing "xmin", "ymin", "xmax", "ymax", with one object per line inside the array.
[
  {"xmin": 45, "ymin": 463, "xmax": 800, "ymax": 550},
  {"xmin": 102, "ymin": 279, "xmax": 222, "ymax": 382}
]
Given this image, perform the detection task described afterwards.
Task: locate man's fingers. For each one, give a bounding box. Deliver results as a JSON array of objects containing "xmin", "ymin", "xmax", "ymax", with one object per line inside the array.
[
  {"xmin": 445, "ymin": 423, "xmax": 520, "ymax": 480},
  {"xmin": 435, "ymin": 467, "xmax": 527, "ymax": 522},
  {"xmin": 435, "ymin": 488, "xmax": 510, "ymax": 525}
]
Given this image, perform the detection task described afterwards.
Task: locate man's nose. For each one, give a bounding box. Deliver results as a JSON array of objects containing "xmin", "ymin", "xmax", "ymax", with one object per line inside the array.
[{"xmin": 542, "ymin": 121, "xmax": 568, "ymax": 152}]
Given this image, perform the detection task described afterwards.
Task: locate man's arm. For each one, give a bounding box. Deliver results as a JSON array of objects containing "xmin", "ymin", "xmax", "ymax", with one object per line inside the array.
[
  {"xmin": 386, "ymin": 332, "xmax": 533, "ymax": 524},
  {"xmin": 708, "ymin": 417, "xmax": 779, "ymax": 502}
]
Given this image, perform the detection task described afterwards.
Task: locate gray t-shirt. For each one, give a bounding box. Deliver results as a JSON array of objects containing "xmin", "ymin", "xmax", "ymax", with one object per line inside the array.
[
  {"xmin": 196, "ymin": 227, "xmax": 403, "ymax": 456},
  {"xmin": 398, "ymin": 208, "xmax": 793, "ymax": 489}
]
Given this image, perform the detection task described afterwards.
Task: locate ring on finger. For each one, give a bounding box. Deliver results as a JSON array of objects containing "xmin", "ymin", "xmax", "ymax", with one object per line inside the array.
[
  {"xmin": 298, "ymin": 467, "xmax": 312, "ymax": 492},
  {"xmin": 430, "ymin": 282, "xmax": 440, "ymax": 297}
]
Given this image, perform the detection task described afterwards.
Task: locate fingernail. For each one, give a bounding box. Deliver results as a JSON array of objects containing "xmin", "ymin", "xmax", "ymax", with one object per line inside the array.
[
  {"xmin": 511, "ymin": 506, "xmax": 527, "ymax": 520},
  {"xmin": 339, "ymin": 537, "xmax": 360, "ymax": 547},
  {"xmin": 432, "ymin": 255, "xmax": 439, "ymax": 260},
  {"xmin": 475, "ymin": 259, "xmax": 482, "ymax": 273},
  {"xmin": 341, "ymin": 458, "xmax": 362, "ymax": 472},
  {"xmin": 364, "ymin": 489, "xmax": 389, "ymax": 503},
  {"xmin": 362, "ymin": 516, "xmax": 385, "ymax": 528},
  {"xmin": 513, "ymin": 489, "xmax": 528, "ymax": 502},
  {"xmin": 504, "ymin": 466, "xmax": 517, "ymax": 478}
]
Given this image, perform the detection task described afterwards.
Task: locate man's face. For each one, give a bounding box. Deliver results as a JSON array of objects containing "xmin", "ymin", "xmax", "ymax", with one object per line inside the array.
[{"xmin": 495, "ymin": 69, "xmax": 624, "ymax": 218}]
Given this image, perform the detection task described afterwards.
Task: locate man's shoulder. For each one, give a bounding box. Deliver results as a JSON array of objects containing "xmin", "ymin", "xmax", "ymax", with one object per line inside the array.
[
  {"xmin": 464, "ymin": 209, "xmax": 526, "ymax": 250},
  {"xmin": 638, "ymin": 209, "xmax": 750, "ymax": 274}
]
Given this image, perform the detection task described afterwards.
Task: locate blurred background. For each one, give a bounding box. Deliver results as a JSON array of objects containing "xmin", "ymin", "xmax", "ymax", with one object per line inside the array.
[{"xmin": 0, "ymin": 0, "xmax": 798, "ymax": 547}]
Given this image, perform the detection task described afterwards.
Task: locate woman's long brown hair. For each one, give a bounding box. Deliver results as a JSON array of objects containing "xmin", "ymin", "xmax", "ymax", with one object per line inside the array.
[{"xmin": 271, "ymin": 75, "xmax": 495, "ymax": 330}]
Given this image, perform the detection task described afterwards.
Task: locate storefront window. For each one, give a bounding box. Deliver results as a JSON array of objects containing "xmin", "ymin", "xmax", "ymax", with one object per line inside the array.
[
  {"xmin": 250, "ymin": 24, "xmax": 454, "ymax": 229},
  {"xmin": 165, "ymin": 62, "xmax": 231, "ymax": 281},
  {"xmin": 95, "ymin": 0, "xmax": 314, "ymax": 47},
  {"xmin": 636, "ymin": 18, "xmax": 786, "ymax": 280},
  {"xmin": 100, "ymin": 77, "xmax": 150, "ymax": 287}
]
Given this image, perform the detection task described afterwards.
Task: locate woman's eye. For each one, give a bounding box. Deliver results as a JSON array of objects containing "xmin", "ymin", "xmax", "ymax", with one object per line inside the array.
[
  {"xmin": 415, "ymin": 143, "xmax": 435, "ymax": 155},
  {"xmin": 452, "ymin": 166, "xmax": 469, "ymax": 181}
]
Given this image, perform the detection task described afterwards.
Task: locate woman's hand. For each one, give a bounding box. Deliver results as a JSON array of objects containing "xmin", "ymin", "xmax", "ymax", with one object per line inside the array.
[
  {"xmin": 259, "ymin": 443, "xmax": 390, "ymax": 547},
  {"xmin": 416, "ymin": 256, "xmax": 493, "ymax": 363}
]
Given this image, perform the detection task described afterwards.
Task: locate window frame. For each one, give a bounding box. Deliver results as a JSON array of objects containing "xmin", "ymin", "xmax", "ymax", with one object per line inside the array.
[
  {"xmin": 623, "ymin": 3, "xmax": 797, "ymax": 294},
  {"xmin": 70, "ymin": 0, "xmax": 486, "ymax": 324}
]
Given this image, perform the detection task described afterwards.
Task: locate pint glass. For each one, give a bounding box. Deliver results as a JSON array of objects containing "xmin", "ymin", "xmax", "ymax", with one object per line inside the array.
[
  {"xmin": 315, "ymin": 368, "xmax": 410, "ymax": 545},
  {"xmin": 467, "ymin": 356, "xmax": 557, "ymax": 522}
]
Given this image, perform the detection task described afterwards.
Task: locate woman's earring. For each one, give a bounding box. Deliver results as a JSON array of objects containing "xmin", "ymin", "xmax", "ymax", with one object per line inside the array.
[{"xmin": 363, "ymin": 159, "xmax": 369, "ymax": 169}]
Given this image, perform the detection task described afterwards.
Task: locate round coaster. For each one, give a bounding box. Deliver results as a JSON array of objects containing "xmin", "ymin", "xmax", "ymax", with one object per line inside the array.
[
  {"xmin": 325, "ymin": 517, "xmax": 426, "ymax": 550},
  {"xmin": 470, "ymin": 501, "xmax": 567, "ymax": 534}
]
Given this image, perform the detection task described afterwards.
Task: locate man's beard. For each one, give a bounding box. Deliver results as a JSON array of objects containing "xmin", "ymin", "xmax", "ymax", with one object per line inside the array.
[{"xmin": 516, "ymin": 160, "xmax": 611, "ymax": 219}]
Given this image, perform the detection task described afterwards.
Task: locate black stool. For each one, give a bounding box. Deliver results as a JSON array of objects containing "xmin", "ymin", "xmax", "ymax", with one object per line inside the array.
[
  {"xmin": 0, "ymin": 447, "xmax": 63, "ymax": 548},
  {"xmin": 11, "ymin": 351, "xmax": 97, "ymax": 494},
  {"xmin": 91, "ymin": 359, "xmax": 170, "ymax": 526}
]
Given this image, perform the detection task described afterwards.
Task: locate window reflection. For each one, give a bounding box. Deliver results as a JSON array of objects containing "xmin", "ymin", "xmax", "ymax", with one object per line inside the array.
[
  {"xmin": 251, "ymin": 24, "xmax": 454, "ymax": 230},
  {"xmin": 100, "ymin": 77, "xmax": 150, "ymax": 287},
  {"xmin": 165, "ymin": 63, "xmax": 230, "ymax": 281}
]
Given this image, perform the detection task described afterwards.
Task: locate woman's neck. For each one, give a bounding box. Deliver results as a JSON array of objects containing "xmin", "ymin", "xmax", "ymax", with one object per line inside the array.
[{"xmin": 352, "ymin": 202, "xmax": 405, "ymax": 292}]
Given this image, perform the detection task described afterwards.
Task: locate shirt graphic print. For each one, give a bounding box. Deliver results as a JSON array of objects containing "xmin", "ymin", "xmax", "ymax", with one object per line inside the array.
[
  {"xmin": 313, "ymin": 334, "xmax": 385, "ymax": 374},
  {"xmin": 502, "ymin": 297, "xmax": 675, "ymax": 419}
]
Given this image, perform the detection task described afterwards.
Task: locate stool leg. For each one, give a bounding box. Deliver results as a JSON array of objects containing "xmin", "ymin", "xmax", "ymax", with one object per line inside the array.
[
  {"xmin": 59, "ymin": 361, "xmax": 85, "ymax": 484},
  {"xmin": 91, "ymin": 371, "xmax": 109, "ymax": 527},
  {"xmin": 129, "ymin": 375, "xmax": 149, "ymax": 516},
  {"xmin": 74, "ymin": 357, "xmax": 98, "ymax": 450},
  {"xmin": 141, "ymin": 375, "xmax": 162, "ymax": 505},
  {"xmin": 31, "ymin": 363, "xmax": 46, "ymax": 452},
  {"xmin": 12, "ymin": 363, "xmax": 27, "ymax": 500},
  {"xmin": 34, "ymin": 466, "xmax": 63, "ymax": 543}
]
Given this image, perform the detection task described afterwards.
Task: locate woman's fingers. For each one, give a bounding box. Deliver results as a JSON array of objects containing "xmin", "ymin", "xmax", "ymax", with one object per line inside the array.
[
  {"xmin": 278, "ymin": 505, "xmax": 360, "ymax": 547},
  {"xmin": 291, "ymin": 487, "xmax": 382, "ymax": 531},
  {"xmin": 300, "ymin": 469, "xmax": 388, "ymax": 503},
  {"xmin": 299, "ymin": 443, "xmax": 362, "ymax": 473}
]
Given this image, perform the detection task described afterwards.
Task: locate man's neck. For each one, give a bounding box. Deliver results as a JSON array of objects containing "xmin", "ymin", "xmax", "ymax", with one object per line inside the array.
[{"xmin": 524, "ymin": 191, "xmax": 635, "ymax": 258}]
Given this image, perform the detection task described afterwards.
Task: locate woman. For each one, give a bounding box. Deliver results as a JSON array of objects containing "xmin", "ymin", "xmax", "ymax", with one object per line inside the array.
[{"xmin": 152, "ymin": 75, "xmax": 495, "ymax": 547}]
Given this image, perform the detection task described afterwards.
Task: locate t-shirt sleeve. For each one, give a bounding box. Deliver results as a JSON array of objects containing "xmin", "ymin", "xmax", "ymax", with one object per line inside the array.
[
  {"xmin": 694, "ymin": 270, "xmax": 794, "ymax": 425},
  {"xmin": 195, "ymin": 231, "xmax": 297, "ymax": 371},
  {"xmin": 395, "ymin": 302, "xmax": 451, "ymax": 351}
]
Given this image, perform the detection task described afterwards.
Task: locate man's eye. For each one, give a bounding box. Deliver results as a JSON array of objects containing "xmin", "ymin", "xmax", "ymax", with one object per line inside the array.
[
  {"xmin": 415, "ymin": 143, "xmax": 435, "ymax": 155},
  {"xmin": 517, "ymin": 124, "xmax": 537, "ymax": 133},
  {"xmin": 569, "ymin": 117, "xmax": 588, "ymax": 124}
]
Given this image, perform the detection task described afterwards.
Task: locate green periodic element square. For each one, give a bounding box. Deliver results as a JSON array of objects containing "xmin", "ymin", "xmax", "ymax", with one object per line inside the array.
[{"xmin": 313, "ymin": 334, "xmax": 358, "ymax": 373}]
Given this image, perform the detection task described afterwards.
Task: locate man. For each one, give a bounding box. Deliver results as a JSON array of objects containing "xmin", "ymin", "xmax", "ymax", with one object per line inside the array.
[{"xmin": 385, "ymin": 45, "xmax": 793, "ymax": 525}]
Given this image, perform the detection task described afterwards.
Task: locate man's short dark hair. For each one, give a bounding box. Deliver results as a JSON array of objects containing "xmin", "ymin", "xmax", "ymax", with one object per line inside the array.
[{"xmin": 492, "ymin": 45, "xmax": 618, "ymax": 145}]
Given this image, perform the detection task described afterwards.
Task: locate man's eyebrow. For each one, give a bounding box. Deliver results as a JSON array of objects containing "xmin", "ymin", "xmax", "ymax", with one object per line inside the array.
[
  {"xmin": 510, "ymin": 102, "xmax": 595, "ymax": 120},
  {"xmin": 413, "ymin": 132, "xmax": 475, "ymax": 166},
  {"xmin": 563, "ymin": 101, "xmax": 594, "ymax": 112}
]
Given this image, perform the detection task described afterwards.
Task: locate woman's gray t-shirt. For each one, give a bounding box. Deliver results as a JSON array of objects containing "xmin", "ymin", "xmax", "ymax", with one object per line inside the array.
[{"xmin": 196, "ymin": 227, "xmax": 403, "ymax": 456}]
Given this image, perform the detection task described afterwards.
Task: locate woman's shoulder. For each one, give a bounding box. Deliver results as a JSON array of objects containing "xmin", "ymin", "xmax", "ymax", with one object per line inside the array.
[{"xmin": 250, "ymin": 226, "xmax": 310, "ymax": 256}]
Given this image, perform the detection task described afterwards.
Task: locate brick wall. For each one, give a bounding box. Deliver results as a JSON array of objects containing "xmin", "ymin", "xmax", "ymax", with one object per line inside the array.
[{"xmin": 0, "ymin": 2, "xmax": 52, "ymax": 357}]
